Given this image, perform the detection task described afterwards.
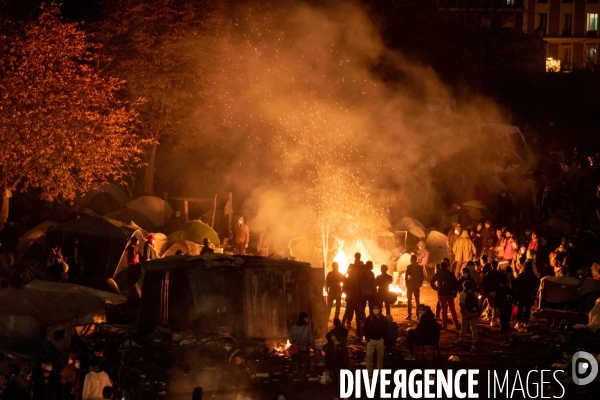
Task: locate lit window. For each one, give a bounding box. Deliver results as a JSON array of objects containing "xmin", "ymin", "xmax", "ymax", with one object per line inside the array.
[
  {"xmin": 590, "ymin": 48, "xmax": 598, "ymax": 61},
  {"xmin": 506, "ymin": 0, "xmax": 514, "ymax": 5},
  {"xmin": 588, "ymin": 13, "xmax": 599, "ymax": 31}
]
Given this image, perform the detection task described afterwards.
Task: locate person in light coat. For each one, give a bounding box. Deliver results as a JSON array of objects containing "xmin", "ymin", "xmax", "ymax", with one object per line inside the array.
[
  {"xmin": 82, "ymin": 359, "xmax": 111, "ymax": 400},
  {"xmin": 452, "ymin": 230, "xmax": 477, "ymax": 279}
]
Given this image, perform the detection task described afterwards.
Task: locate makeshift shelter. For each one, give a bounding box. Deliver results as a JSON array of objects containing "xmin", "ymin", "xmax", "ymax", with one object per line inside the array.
[
  {"xmin": 127, "ymin": 196, "xmax": 173, "ymax": 227},
  {"xmin": 461, "ymin": 201, "xmax": 492, "ymax": 223},
  {"xmin": 160, "ymin": 240, "xmax": 200, "ymax": 257},
  {"xmin": 24, "ymin": 280, "xmax": 127, "ymax": 305},
  {"xmin": 75, "ymin": 184, "xmax": 130, "ymax": 216},
  {"xmin": 106, "ymin": 208, "xmax": 155, "ymax": 232},
  {"xmin": 538, "ymin": 276, "xmax": 600, "ymax": 312},
  {"xmin": 137, "ymin": 255, "xmax": 327, "ymax": 340},
  {"xmin": 168, "ymin": 220, "xmax": 219, "ymax": 246},
  {"xmin": 16, "ymin": 220, "xmax": 58, "ymax": 261},
  {"xmin": 396, "ymin": 217, "xmax": 426, "ymax": 239},
  {"xmin": 425, "ymin": 230, "xmax": 449, "ymax": 265},
  {"xmin": 0, "ymin": 289, "xmax": 106, "ymax": 351},
  {"xmin": 45, "ymin": 216, "xmax": 144, "ymax": 289}
]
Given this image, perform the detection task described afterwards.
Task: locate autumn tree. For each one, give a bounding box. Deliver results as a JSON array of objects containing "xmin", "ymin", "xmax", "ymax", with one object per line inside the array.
[
  {"xmin": 0, "ymin": 4, "xmax": 142, "ymax": 226},
  {"xmin": 95, "ymin": 0, "xmax": 231, "ymax": 196}
]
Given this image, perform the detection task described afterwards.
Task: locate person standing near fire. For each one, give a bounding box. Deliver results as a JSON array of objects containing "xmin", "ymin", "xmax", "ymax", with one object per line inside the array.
[
  {"xmin": 325, "ymin": 262, "xmax": 344, "ymax": 321},
  {"xmin": 256, "ymin": 229, "xmax": 272, "ymax": 257},
  {"xmin": 231, "ymin": 216, "xmax": 250, "ymax": 255},
  {"xmin": 404, "ymin": 254, "xmax": 425, "ymax": 320}
]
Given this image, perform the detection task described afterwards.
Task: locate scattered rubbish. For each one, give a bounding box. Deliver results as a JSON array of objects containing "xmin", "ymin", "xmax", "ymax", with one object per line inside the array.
[
  {"xmin": 158, "ymin": 391, "xmax": 166, "ymax": 395},
  {"xmin": 153, "ymin": 339, "xmax": 162, "ymax": 343},
  {"xmin": 551, "ymin": 363, "xmax": 568, "ymax": 369},
  {"xmin": 308, "ymin": 377, "xmax": 320, "ymax": 382},
  {"xmin": 255, "ymin": 373, "xmax": 269, "ymax": 378},
  {"xmin": 179, "ymin": 340, "xmax": 191, "ymax": 345},
  {"xmin": 448, "ymin": 355, "xmax": 461, "ymax": 362},
  {"xmin": 573, "ymin": 324, "xmax": 586, "ymax": 330},
  {"xmin": 530, "ymin": 335, "xmax": 540, "ymax": 340},
  {"xmin": 172, "ymin": 332, "xmax": 182, "ymax": 341}
]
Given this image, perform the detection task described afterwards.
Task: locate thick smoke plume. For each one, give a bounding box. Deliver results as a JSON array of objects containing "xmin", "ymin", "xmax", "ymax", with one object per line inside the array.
[{"xmin": 190, "ymin": 1, "xmax": 503, "ymax": 266}]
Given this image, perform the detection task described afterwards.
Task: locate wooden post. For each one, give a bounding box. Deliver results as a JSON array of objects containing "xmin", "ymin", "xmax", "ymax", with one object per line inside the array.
[
  {"xmin": 211, "ymin": 194, "xmax": 217, "ymax": 228},
  {"xmin": 183, "ymin": 200, "xmax": 189, "ymax": 222}
]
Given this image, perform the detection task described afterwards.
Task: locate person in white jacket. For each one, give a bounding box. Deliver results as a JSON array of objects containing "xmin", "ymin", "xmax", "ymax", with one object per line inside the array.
[{"xmin": 82, "ymin": 359, "xmax": 112, "ymax": 400}]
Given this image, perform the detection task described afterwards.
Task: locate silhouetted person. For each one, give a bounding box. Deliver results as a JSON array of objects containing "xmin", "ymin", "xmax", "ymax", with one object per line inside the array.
[
  {"xmin": 429, "ymin": 261, "xmax": 460, "ymax": 329},
  {"xmin": 192, "ymin": 387, "xmax": 203, "ymax": 400},
  {"xmin": 376, "ymin": 264, "xmax": 394, "ymax": 315},
  {"xmin": 404, "ymin": 254, "xmax": 424, "ymax": 320},
  {"xmin": 404, "ymin": 305, "xmax": 440, "ymax": 360},
  {"xmin": 200, "ymin": 238, "xmax": 214, "ymax": 255},
  {"xmin": 325, "ymin": 262, "xmax": 344, "ymax": 320},
  {"xmin": 326, "ymin": 318, "xmax": 348, "ymax": 345}
]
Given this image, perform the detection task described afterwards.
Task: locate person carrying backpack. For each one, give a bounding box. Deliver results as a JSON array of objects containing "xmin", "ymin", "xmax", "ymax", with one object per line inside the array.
[
  {"xmin": 404, "ymin": 255, "xmax": 425, "ymax": 320},
  {"xmin": 429, "ymin": 261, "xmax": 461, "ymax": 330},
  {"xmin": 456, "ymin": 280, "xmax": 480, "ymax": 351}
]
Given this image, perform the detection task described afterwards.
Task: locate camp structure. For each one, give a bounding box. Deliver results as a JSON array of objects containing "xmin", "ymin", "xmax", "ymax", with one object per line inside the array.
[
  {"xmin": 0, "ymin": 288, "xmax": 107, "ymax": 352},
  {"xmin": 539, "ymin": 276, "xmax": 600, "ymax": 312},
  {"xmin": 75, "ymin": 184, "xmax": 130, "ymax": 216},
  {"xmin": 45, "ymin": 216, "xmax": 145, "ymax": 290},
  {"xmin": 137, "ymin": 254, "xmax": 327, "ymax": 340}
]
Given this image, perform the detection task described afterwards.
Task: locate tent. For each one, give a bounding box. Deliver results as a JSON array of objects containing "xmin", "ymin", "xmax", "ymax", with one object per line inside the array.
[
  {"xmin": 137, "ymin": 255, "xmax": 327, "ymax": 340},
  {"xmin": 16, "ymin": 221, "xmax": 58, "ymax": 261},
  {"xmin": 425, "ymin": 230, "xmax": 449, "ymax": 265},
  {"xmin": 75, "ymin": 184, "xmax": 130, "ymax": 216},
  {"xmin": 539, "ymin": 276, "xmax": 600, "ymax": 311},
  {"xmin": 0, "ymin": 289, "xmax": 106, "ymax": 351},
  {"xmin": 461, "ymin": 200, "xmax": 492, "ymax": 223},
  {"xmin": 106, "ymin": 208, "xmax": 155, "ymax": 232},
  {"xmin": 24, "ymin": 280, "xmax": 127, "ymax": 305},
  {"xmin": 396, "ymin": 217, "xmax": 426, "ymax": 239},
  {"xmin": 160, "ymin": 240, "xmax": 200, "ymax": 257},
  {"xmin": 45, "ymin": 216, "xmax": 144, "ymax": 289},
  {"xmin": 127, "ymin": 196, "xmax": 173, "ymax": 227},
  {"xmin": 168, "ymin": 220, "xmax": 219, "ymax": 246}
]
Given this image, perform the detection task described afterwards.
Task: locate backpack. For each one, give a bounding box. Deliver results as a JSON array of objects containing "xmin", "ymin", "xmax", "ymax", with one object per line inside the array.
[{"xmin": 463, "ymin": 290, "xmax": 481, "ymax": 314}]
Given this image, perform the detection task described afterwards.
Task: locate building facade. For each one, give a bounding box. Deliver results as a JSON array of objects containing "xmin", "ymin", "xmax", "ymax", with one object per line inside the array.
[
  {"xmin": 526, "ymin": 0, "xmax": 600, "ymax": 69},
  {"xmin": 440, "ymin": 0, "xmax": 599, "ymax": 70}
]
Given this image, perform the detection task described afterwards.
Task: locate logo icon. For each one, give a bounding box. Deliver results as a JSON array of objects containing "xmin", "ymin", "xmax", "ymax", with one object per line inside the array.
[{"xmin": 572, "ymin": 351, "xmax": 598, "ymax": 385}]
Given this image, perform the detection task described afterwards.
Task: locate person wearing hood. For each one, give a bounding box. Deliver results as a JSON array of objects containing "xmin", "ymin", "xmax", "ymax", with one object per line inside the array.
[
  {"xmin": 404, "ymin": 305, "xmax": 440, "ymax": 361},
  {"xmin": 32, "ymin": 360, "xmax": 62, "ymax": 400},
  {"xmin": 446, "ymin": 222, "xmax": 461, "ymax": 266},
  {"xmin": 471, "ymin": 227, "xmax": 483, "ymax": 258},
  {"xmin": 453, "ymin": 230, "xmax": 477, "ymax": 280},
  {"xmin": 143, "ymin": 234, "xmax": 158, "ymax": 262},
  {"xmin": 223, "ymin": 337, "xmax": 242, "ymax": 365},
  {"xmin": 481, "ymin": 220, "xmax": 495, "ymax": 261},
  {"xmin": 60, "ymin": 353, "xmax": 82, "ymax": 400},
  {"xmin": 288, "ymin": 312, "xmax": 317, "ymax": 382},
  {"xmin": 82, "ymin": 359, "xmax": 111, "ymax": 400},
  {"xmin": 232, "ymin": 216, "xmax": 250, "ymax": 255}
]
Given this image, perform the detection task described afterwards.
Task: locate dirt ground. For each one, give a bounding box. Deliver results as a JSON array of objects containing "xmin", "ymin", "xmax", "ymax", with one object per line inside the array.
[{"xmin": 129, "ymin": 283, "xmax": 600, "ymax": 400}]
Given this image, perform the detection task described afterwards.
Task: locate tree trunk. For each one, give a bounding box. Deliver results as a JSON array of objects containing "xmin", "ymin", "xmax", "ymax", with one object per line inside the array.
[
  {"xmin": 143, "ymin": 143, "xmax": 157, "ymax": 196},
  {"xmin": 0, "ymin": 189, "xmax": 11, "ymax": 229}
]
